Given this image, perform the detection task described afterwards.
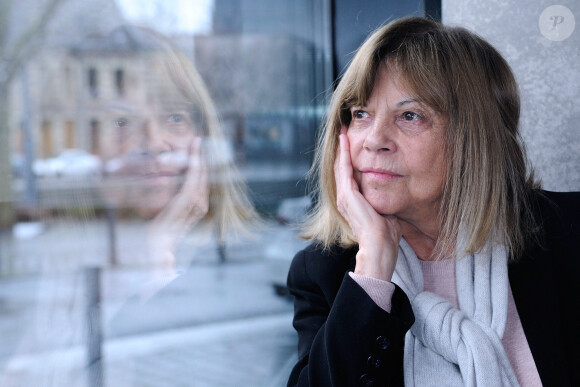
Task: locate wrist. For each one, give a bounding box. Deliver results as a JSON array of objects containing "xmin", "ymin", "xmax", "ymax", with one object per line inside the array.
[{"xmin": 354, "ymin": 246, "xmax": 396, "ymax": 282}]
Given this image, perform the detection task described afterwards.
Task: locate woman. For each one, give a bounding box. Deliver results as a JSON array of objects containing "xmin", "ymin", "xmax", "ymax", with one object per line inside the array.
[
  {"xmin": 287, "ymin": 17, "xmax": 579, "ymax": 386},
  {"xmin": 96, "ymin": 26, "xmax": 256, "ymax": 274}
]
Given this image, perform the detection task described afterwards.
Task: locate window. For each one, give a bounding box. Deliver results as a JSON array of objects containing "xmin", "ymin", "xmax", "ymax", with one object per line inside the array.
[
  {"xmin": 41, "ymin": 119, "xmax": 53, "ymax": 157},
  {"xmin": 1, "ymin": 1, "xmax": 435, "ymax": 386},
  {"xmin": 88, "ymin": 67, "xmax": 98, "ymax": 98},
  {"xmin": 114, "ymin": 68, "xmax": 125, "ymax": 97},
  {"xmin": 65, "ymin": 121, "xmax": 75, "ymax": 149},
  {"xmin": 90, "ymin": 119, "xmax": 100, "ymax": 155}
]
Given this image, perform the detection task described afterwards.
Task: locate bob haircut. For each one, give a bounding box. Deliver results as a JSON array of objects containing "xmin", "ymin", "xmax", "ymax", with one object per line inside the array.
[
  {"xmin": 106, "ymin": 26, "xmax": 257, "ymax": 238},
  {"xmin": 303, "ymin": 17, "xmax": 539, "ymax": 260}
]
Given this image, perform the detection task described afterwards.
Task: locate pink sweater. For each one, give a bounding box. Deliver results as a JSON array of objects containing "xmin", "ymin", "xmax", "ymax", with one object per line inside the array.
[{"xmin": 350, "ymin": 258, "xmax": 543, "ymax": 386}]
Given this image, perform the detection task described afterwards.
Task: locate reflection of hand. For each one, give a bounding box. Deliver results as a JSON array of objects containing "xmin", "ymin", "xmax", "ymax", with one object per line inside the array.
[
  {"xmin": 335, "ymin": 127, "xmax": 401, "ymax": 282},
  {"xmin": 148, "ymin": 137, "xmax": 209, "ymax": 270}
]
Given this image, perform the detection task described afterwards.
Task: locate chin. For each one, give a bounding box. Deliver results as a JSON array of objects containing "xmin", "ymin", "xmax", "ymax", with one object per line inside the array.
[
  {"xmin": 360, "ymin": 187, "xmax": 399, "ymax": 216},
  {"xmin": 366, "ymin": 196, "xmax": 399, "ymax": 217},
  {"xmin": 134, "ymin": 205, "xmax": 165, "ymax": 219},
  {"xmin": 130, "ymin": 186, "xmax": 176, "ymax": 217}
]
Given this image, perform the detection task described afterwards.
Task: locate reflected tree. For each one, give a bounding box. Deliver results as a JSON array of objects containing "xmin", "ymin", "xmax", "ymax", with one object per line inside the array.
[{"xmin": 0, "ymin": 0, "xmax": 64, "ymax": 229}]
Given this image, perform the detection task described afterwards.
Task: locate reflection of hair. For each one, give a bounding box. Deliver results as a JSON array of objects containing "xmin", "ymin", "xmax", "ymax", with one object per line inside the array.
[
  {"xmin": 133, "ymin": 27, "xmax": 257, "ymax": 237},
  {"xmin": 304, "ymin": 17, "xmax": 539, "ymax": 260}
]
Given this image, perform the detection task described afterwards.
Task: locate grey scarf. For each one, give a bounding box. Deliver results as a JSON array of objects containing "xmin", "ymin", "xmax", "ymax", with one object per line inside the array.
[{"xmin": 392, "ymin": 238, "xmax": 520, "ymax": 387}]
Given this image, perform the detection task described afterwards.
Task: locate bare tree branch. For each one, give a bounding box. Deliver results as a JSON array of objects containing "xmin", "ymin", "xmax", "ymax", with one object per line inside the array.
[
  {"xmin": 0, "ymin": 1, "xmax": 12, "ymax": 50},
  {"xmin": 0, "ymin": 0, "xmax": 65, "ymax": 83},
  {"xmin": 0, "ymin": 0, "xmax": 65, "ymax": 229}
]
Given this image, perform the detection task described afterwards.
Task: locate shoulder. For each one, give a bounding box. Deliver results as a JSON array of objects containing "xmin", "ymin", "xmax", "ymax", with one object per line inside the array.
[
  {"xmin": 290, "ymin": 243, "xmax": 357, "ymax": 275},
  {"xmin": 531, "ymin": 189, "xmax": 580, "ymax": 240},
  {"xmin": 510, "ymin": 190, "xmax": 580, "ymax": 384},
  {"xmin": 512, "ymin": 189, "xmax": 580, "ymax": 282},
  {"xmin": 533, "ymin": 189, "xmax": 580, "ymax": 216}
]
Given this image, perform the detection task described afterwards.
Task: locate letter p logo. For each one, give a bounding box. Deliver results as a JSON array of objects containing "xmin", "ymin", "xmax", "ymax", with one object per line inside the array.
[{"xmin": 540, "ymin": 5, "xmax": 575, "ymax": 41}]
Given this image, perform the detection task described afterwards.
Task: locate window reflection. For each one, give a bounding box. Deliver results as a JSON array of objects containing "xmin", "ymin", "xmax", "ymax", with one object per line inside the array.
[
  {"xmin": 1, "ymin": 0, "xmax": 331, "ymax": 385},
  {"xmin": 88, "ymin": 68, "xmax": 99, "ymax": 98}
]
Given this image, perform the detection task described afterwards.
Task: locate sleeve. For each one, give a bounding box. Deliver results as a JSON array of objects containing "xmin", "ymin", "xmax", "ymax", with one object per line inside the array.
[
  {"xmin": 349, "ymin": 272, "xmax": 396, "ymax": 312},
  {"xmin": 286, "ymin": 248, "xmax": 415, "ymax": 387}
]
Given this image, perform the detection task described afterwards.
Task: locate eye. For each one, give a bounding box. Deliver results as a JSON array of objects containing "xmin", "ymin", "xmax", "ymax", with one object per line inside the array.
[
  {"xmin": 402, "ymin": 111, "xmax": 421, "ymax": 121},
  {"xmin": 114, "ymin": 117, "xmax": 129, "ymax": 127},
  {"xmin": 167, "ymin": 113, "xmax": 186, "ymax": 124},
  {"xmin": 163, "ymin": 113, "xmax": 191, "ymax": 135},
  {"xmin": 352, "ymin": 110, "xmax": 369, "ymax": 120}
]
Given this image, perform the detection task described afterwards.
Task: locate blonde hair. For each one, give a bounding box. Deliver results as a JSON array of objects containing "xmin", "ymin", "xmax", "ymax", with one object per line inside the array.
[{"xmin": 303, "ymin": 17, "xmax": 539, "ymax": 260}]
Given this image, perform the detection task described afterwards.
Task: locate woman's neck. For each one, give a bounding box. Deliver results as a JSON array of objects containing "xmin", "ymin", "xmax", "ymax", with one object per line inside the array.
[{"xmin": 400, "ymin": 219, "xmax": 441, "ymax": 261}]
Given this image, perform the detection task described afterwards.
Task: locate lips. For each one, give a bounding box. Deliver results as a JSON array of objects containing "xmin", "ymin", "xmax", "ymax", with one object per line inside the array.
[
  {"xmin": 141, "ymin": 171, "xmax": 179, "ymax": 179},
  {"xmin": 136, "ymin": 171, "xmax": 185, "ymax": 188},
  {"xmin": 361, "ymin": 168, "xmax": 403, "ymax": 180}
]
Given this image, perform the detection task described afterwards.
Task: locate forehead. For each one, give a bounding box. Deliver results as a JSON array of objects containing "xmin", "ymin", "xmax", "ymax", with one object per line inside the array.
[
  {"xmin": 369, "ymin": 65, "xmax": 414, "ymax": 100},
  {"xmin": 373, "ymin": 62, "xmax": 447, "ymax": 115}
]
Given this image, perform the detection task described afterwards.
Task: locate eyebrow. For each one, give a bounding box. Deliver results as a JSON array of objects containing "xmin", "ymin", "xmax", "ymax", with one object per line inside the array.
[
  {"xmin": 396, "ymin": 99, "xmax": 419, "ymax": 107},
  {"xmin": 103, "ymin": 103, "xmax": 137, "ymax": 114}
]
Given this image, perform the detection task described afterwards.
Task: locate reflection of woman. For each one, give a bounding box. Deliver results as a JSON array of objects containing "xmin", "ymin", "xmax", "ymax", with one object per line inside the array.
[
  {"xmin": 98, "ymin": 27, "xmax": 256, "ymax": 271},
  {"xmin": 287, "ymin": 18, "xmax": 579, "ymax": 386},
  {"xmin": 101, "ymin": 27, "xmax": 260, "ymax": 380}
]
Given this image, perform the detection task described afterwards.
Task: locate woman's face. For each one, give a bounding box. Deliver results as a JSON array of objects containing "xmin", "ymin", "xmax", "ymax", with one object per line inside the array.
[
  {"xmin": 345, "ymin": 65, "xmax": 447, "ymax": 224},
  {"xmin": 101, "ymin": 98, "xmax": 196, "ymax": 217}
]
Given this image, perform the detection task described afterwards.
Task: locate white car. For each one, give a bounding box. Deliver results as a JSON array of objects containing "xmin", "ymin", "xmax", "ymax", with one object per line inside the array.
[{"xmin": 33, "ymin": 149, "xmax": 102, "ymax": 177}]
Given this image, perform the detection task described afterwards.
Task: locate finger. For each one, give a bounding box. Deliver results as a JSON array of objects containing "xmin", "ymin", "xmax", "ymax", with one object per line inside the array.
[
  {"xmin": 192, "ymin": 137, "xmax": 208, "ymax": 198},
  {"xmin": 335, "ymin": 128, "xmax": 360, "ymax": 219},
  {"xmin": 337, "ymin": 127, "xmax": 358, "ymax": 194},
  {"xmin": 158, "ymin": 137, "xmax": 208, "ymax": 225},
  {"xmin": 187, "ymin": 137, "xmax": 203, "ymax": 179},
  {"xmin": 338, "ymin": 127, "xmax": 351, "ymax": 175},
  {"xmin": 182, "ymin": 136, "xmax": 209, "ymax": 214},
  {"xmin": 196, "ymin": 139, "xmax": 209, "ymax": 200},
  {"xmin": 181, "ymin": 137, "xmax": 206, "ymax": 191},
  {"xmin": 334, "ymin": 130, "xmax": 345, "ymax": 197}
]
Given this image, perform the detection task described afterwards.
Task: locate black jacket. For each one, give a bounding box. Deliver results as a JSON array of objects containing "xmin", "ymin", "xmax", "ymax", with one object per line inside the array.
[{"xmin": 287, "ymin": 190, "xmax": 580, "ymax": 386}]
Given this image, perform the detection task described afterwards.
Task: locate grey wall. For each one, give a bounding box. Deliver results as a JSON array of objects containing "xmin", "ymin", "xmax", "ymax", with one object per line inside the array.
[{"xmin": 443, "ymin": 0, "xmax": 580, "ymax": 191}]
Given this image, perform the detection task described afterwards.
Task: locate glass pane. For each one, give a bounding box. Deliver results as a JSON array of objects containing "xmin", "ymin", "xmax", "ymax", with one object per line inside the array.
[{"xmin": 0, "ymin": 0, "xmax": 331, "ymax": 385}]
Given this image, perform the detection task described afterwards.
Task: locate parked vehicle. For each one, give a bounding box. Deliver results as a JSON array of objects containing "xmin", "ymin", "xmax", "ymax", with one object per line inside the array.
[{"xmin": 33, "ymin": 149, "xmax": 102, "ymax": 177}]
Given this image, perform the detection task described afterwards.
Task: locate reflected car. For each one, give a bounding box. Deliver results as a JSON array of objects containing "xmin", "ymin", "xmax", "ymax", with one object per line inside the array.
[{"xmin": 33, "ymin": 149, "xmax": 102, "ymax": 177}]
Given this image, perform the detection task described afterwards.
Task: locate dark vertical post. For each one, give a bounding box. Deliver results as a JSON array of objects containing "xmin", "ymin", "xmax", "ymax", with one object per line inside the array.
[
  {"xmin": 217, "ymin": 240, "xmax": 227, "ymax": 264},
  {"xmin": 105, "ymin": 206, "xmax": 117, "ymax": 266},
  {"xmin": 85, "ymin": 266, "xmax": 103, "ymax": 387}
]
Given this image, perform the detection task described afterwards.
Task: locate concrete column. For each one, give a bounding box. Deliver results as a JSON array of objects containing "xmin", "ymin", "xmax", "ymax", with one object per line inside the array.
[{"xmin": 442, "ymin": 0, "xmax": 580, "ymax": 191}]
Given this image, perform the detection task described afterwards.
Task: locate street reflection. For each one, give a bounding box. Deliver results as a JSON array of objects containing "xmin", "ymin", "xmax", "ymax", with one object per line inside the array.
[{"xmin": 0, "ymin": 217, "xmax": 303, "ymax": 386}]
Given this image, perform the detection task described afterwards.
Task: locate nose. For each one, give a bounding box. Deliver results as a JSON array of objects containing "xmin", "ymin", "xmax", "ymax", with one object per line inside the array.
[
  {"xmin": 140, "ymin": 120, "xmax": 172, "ymax": 154},
  {"xmin": 363, "ymin": 115, "xmax": 397, "ymax": 153}
]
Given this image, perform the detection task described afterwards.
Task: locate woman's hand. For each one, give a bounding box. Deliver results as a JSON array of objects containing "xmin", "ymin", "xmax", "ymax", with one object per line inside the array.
[
  {"xmin": 148, "ymin": 137, "xmax": 209, "ymax": 270},
  {"xmin": 335, "ymin": 127, "xmax": 401, "ymax": 282}
]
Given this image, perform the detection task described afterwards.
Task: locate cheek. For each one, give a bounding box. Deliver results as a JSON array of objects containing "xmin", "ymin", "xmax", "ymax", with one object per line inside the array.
[
  {"xmin": 168, "ymin": 132, "xmax": 195, "ymax": 150},
  {"xmin": 346, "ymin": 131, "xmax": 364, "ymax": 162},
  {"xmin": 411, "ymin": 146, "xmax": 447, "ymax": 191}
]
